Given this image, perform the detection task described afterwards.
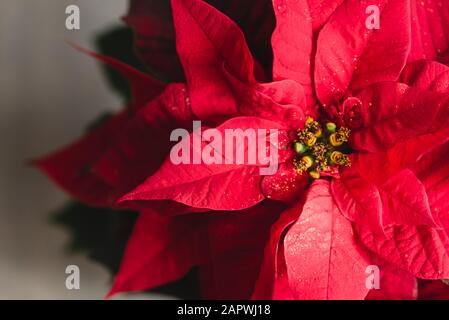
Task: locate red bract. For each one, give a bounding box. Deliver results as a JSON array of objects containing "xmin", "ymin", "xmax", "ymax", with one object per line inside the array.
[{"xmin": 37, "ymin": 0, "xmax": 449, "ymax": 299}]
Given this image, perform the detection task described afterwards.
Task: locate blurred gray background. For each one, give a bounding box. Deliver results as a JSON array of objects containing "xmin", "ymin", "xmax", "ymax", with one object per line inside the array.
[{"xmin": 0, "ymin": 0, "xmax": 154, "ymax": 299}]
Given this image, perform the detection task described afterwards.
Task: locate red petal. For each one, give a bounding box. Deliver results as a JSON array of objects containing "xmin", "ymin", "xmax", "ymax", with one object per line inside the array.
[
  {"xmin": 332, "ymin": 168, "xmax": 383, "ymax": 233},
  {"xmin": 355, "ymin": 224, "xmax": 449, "ymax": 279},
  {"xmin": 35, "ymin": 84, "xmax": 193, "ymax": 207},
  {"xmin": 35, "ymin": 113, "xmax": 128, "ymax": 206},
  {"xmin": 199, "ymin": 202, "xmax": 284, "ymax": 299},
  {"xmin": 261, "ymin": 162, "xmax": 309, "ymax": 204},
  {"xmin": 124, "ymin": 0, "xmax": 184, "ymax": 81},
  {"xmin": 271, "ymin": 0, "xmax": 346, "ymax": 108},
  {"xmin": 354, "ymin": 130, "xmax": 449, "ymax": 185},
  {"xmin": 209, "ymin": 0, "xmax": 276, "ymax": 82},
  {"xmin": 413, "ymin": 142, "xmax": 449, "ymax": 229},
  {"xmin": 221, "ymin": 68, "xmax": 308, "ymax": 127},
  {"xmin": 252, "ymin": 200, "xmax": 305, "ymax": 299},
  {"xmin": 409, "ymin": 0, "xmax": 449, "ymax": 63},
  {"xmin": 283, "ymin": 180, "xmax": 370, "ymax": 299},
  {"xmin": 401, "ymin": 60, "xmax": 449, "ymax": 92},
  {"xmin": 379, "ymin": 170, "xmax": 439, "ymax": 227},
  {"xmin": 125, "ymin": 0, "xmax": 276, "ymax": 82},
  {"xmin": 333, "ymin": 167, "xmax": 439, "ymax": 233},
  {"xmin": 314, "ymin": 0, "xmax": 410, "ymax": 106},
  {"xmin": 109, "ymin": 201, "xmax": 285, "ymax": 299},
  {"xmin": 271, "ymin": 0, "xmax": 314, "ymax": 107},
  {"xmin": 400, "ymin": 61, "xmax": 449, "ymax": 229},
  {"xmin": 351, "ymin": 82, "xmax": 449, "ymax": 153},
  {"xmin": 171, "ymin": 0, "xmax": 255, "ymax": 120},
  {"xmin": 365, "ymin": 256, "xmax": 418, "ymax": 300},
  {"xmin": 120, "ymin": 117, "xmax": 289, "ymax": 210},
  {"xmin": 346, "ymin": 64, "xmax": 449, "ymax": 183},
  {"xmin": 107, "ymin": 209, "xmax": 209, "ymax": 298}
]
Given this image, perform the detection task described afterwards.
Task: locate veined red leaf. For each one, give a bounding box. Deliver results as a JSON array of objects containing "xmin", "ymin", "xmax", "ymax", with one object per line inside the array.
[
  {"xmin": 271, "ymin": 0, "xmax": 315, "ymax": 107},
  {"xmin": 314, "ymin": 0, "xmax": 410, "ymax": 106},
  {"xmin": 171, "ymin": 0, "xmax": 256, "ymax": 121},
  {"xmin": 408, "ymin": 0, "xmax": 449, "ymax": 63},
  {"xmin": 107, "ymin": 209, "xmax": 209, "ymax": 298},
  {"xmin": 351, "ymin": 82, "xmax": 449, "ymax": 153},
  {"xmin": 333, "ymin": 167, "xmax": 439, "ymax": 233},
  {"xmin": 283, "ymin": 180, "xmax": 370, "ymax": 299},
  {"xmin": 400, "ymin": 60, "xmax": 449, "ymax": 93},
  {"xmin": 35, "ymin": 84, "xmax": 193, "ymax": 207},
  {"xmin": 355, "ymin": 224, "xmax": 449, "ymax": 279},
  {"xmin": 119, "ymin": 117, "xmax": 289, "ymax": 210}
]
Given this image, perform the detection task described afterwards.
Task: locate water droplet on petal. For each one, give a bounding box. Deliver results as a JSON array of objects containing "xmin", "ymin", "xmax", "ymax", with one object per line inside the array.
[{"xmin": 277, "ymin": 4, "xmax": 287, "ymax": 13}]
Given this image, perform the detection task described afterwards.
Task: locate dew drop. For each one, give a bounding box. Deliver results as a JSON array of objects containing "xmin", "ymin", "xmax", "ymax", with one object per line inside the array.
[{"xmin": 277, "ymin": 4, "xmax": 287, "ymax": 13}]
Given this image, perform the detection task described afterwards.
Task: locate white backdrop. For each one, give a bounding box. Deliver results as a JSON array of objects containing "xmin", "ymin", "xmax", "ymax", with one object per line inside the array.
[{"xmin": 0, "ymin": 0, "xmax": 167, "ymax": 299}]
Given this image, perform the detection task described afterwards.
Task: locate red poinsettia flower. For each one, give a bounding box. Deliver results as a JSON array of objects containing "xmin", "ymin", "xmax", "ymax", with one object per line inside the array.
[{"xmin": 37, "ymin": 0, "xmax": 449, "ymax": 300}]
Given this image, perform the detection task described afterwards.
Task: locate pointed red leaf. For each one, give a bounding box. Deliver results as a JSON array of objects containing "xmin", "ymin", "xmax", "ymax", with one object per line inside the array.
[
  {"xmin": 400, "ymin": 60, "xmax": 449, "ymax": 228},
  {"xmin": 208, "ymin": 0, "xmax": 276, "ymax": 82},
  {"xmin": 378, "ymin": 169, "xmax": 438, "ymax": 227},
  {"xmin": 355, "ymin": 224, "xmax": 449, "ymax": 279},
  {"xmin": 332, "ymin": 168, "xmax": 383, "ymax": 233},
  {"xmin": 351, "ymin": 82, "xmax": 449, "ymax": 153},
  {"xmin": 333, "ymin": 167, "xmax": 439, "ymax": 233},
  {"xmin": 271, "ymin": 0, "xmax": 315, "ymax": 107},
  {"xmin": 107, "ymin": 209, "xmax": 209, "ymax": 298},
  {"xmin": 252, "ymin": 200, "xmax": 305, "ymax": 299},
  {"xmin": 35, "ymin": 84, "xmax": 193, "ymax": 207},
  {"xmin": 271, "ymin": 0, "xmax": 347, "ymax": 108},
  {"xmin": 314, "ymin": 0, "xmax": 410, "ymax": 106},
  {"xmin": 171, "ymin": 0, "xmax": 256, "ymax": 120},
  {"xmin": 354, "ymin": 62, "xmax": 449, "ymax": 183},
  {"xmin": 283, "ymin": 180, "xmax": 370, "ymax": 299},
  {"xmin": 35, "ymin": 113, "xmax": 128, "ymax": 206},
  {"xmin": 125, "ymin": 0, "xmax": 276, "ymax": 82},
  {"xmin": 124, "ymin": 0, "xmax": 184, "ymax": 81},
  {"xmin": 221, "ymin": 67, "xmax": 309, "ymax": 127},
  {"xmin": 354, "ymin": 129, "xmax": 449, "ymax": 186},
  {"xmin": 408, "ymin": 0, "xmax": 449, "ymax": 63},
  {"xmin": 119, "ymin": 117, "xmax": 289, "ymax": 210},
  {"xmin": 401, "ymin": 60, "xmax": 449, "ymax": 93}
]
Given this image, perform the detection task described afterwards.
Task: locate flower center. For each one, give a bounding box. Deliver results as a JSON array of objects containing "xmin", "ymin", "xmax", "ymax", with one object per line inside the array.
[{"xmin": 292, "ymin": 117, "xmax": 351, "ymax": 179}]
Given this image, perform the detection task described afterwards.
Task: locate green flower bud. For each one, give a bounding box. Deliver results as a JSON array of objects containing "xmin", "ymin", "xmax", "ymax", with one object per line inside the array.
[
  {"xmin": 326, "ymin": 122, "xmax": 337, "ymax": 133},
  {"xmin": 293, "ymin": 142, "xmax": 306, "ymax": 154}
]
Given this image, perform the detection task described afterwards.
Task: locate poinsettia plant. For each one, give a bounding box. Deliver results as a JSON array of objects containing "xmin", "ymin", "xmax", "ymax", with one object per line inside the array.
[{"xmin": 36, "ymin": 0, "xmax": 449, "ymax": 299}]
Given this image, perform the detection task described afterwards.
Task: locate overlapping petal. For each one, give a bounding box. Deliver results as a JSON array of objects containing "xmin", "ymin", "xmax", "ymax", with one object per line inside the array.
[
  {"xmin": 314, "ymin": 0, "xmax": 411, "ymax": 106},
  {"xmin": 35, "ymin": 83, "xmax": 193, "ymax": 207},
  {"xmin": 333, "ymin": 167, "xmax": 440, "ymax": 232},
  {"xmin": 409, "ymin": 0, "xmax": 449, "ymax": 63},
  {"xmin": 119, "ymin": 117, "xmax": 290, "ymax": 210},
  {"xmin": 355, "ymin": 223, "xmax": 449, "ymax": 279},
  {"xmin": 171, "ymin": 0, "xmax": 256, "ymax": 121},
  {"xmin": 283, "ymin": 180, "xmax": 370, "ymax": 299},
  {"xmin": 107, "ymin": 208, "xmax": 209, "ymax": 297}
]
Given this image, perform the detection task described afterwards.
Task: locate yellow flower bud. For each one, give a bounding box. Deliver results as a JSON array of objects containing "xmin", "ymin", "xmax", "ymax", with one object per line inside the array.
[{"xmin": 309, "ymin": 170, "xmax": 321, "ymax": 179}]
